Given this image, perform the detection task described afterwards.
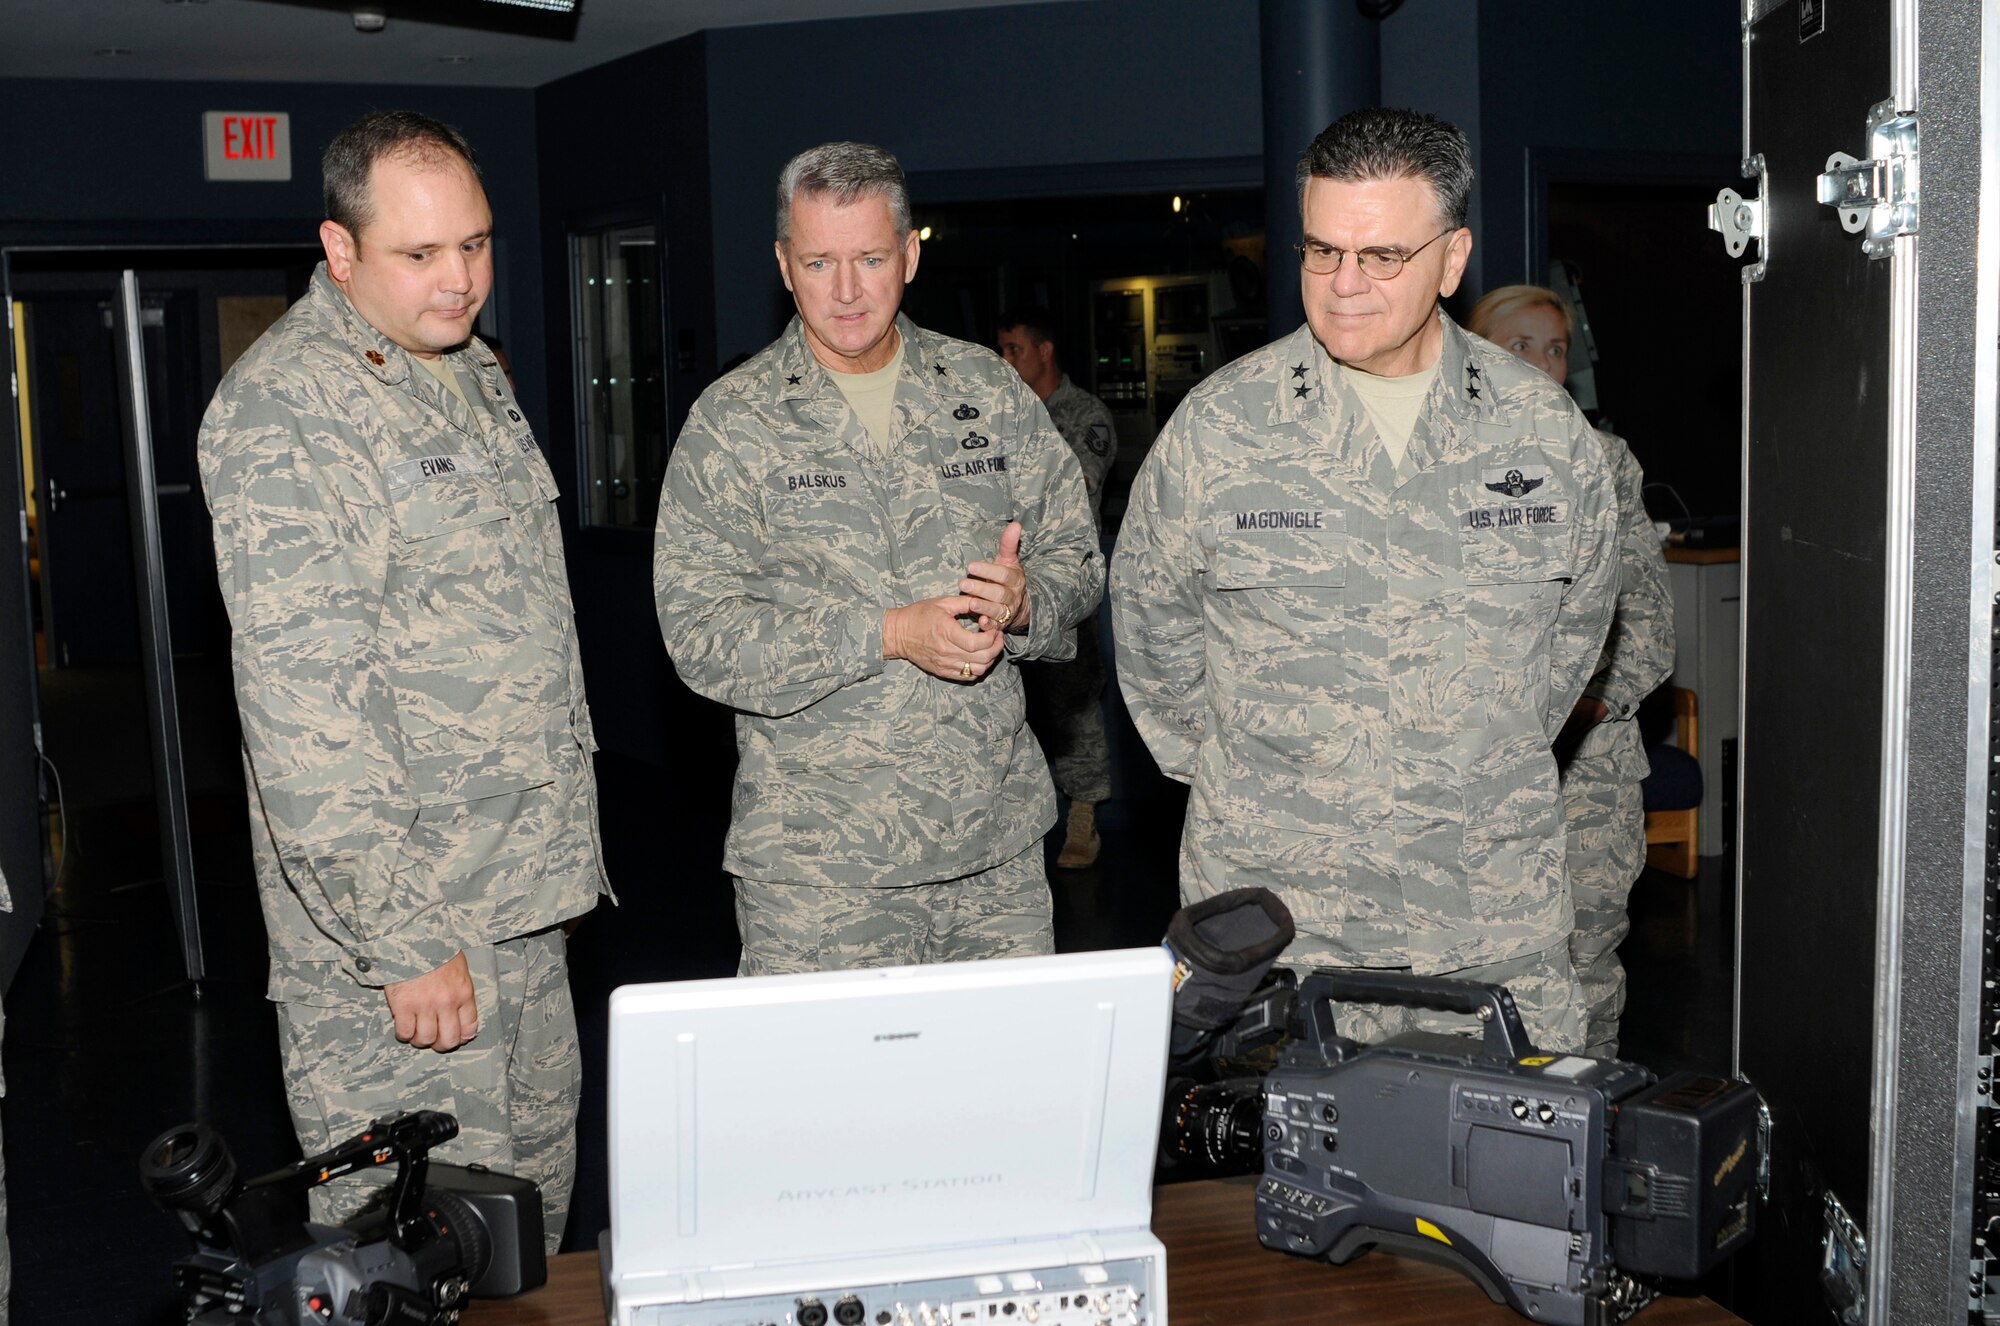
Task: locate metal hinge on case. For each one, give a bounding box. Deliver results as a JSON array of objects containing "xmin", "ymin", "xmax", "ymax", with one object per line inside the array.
[
  {"xmin": 1818, "ymin": 99, "xmax": 1919, "ymax": 259},
  {"xmin": 1708, "ymin": 154, "xmax": 1769, "ymax": 282},
  {"xmin": 1820, "ymin": 1189, "xmax": 1868, "ymax": 1326}
]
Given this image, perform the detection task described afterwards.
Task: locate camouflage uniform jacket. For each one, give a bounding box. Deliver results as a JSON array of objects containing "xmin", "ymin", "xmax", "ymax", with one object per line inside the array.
[
  {"xmin": 1112, "ymin": 316, "xmax": 1619, "ymax": 973},
  {"xmin": 654, "ymin": 315, "xmax": 1103, "ymax": 888},
  {"xmin": 1571, "ymin": 430, "xmax": 1674, "ymax": 780},
  {"xmin": 198, "ymin": 265, "xmax": 607, "ymax": 997},
  {"xmin": 1041, "ymin": 375, "xmax": 1117, "ymax": 527}
]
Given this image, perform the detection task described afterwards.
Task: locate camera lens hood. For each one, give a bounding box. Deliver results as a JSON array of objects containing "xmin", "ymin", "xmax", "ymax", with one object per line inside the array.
[{"xmin": 140, "ymin": 1122, "xmax": 238, "ymax": 1221}]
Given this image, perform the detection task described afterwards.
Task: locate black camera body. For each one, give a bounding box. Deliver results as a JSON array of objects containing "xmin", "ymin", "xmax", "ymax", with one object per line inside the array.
[
  {"xmin": 143, "ymin": 1109, "xmax": 545, "ymax": 1326},
  {"xmin": 1254, "ymin": 971, "xmax": 1763, "ymax": 1326}
]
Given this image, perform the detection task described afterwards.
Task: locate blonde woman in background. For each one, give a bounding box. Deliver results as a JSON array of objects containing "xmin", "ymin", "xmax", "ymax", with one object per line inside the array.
[{"xmin": 1468, "ymin": 285, "xmax": 1675, "ymax": 1058}]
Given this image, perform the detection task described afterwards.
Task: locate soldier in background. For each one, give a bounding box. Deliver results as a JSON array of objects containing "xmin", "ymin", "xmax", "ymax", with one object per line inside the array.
[
  {"xmin": 654, "ymin": 142, "xmax": 1101, "ymax": 974},
  {"xmin": 197, "ymin": 111, "xmax": 607, "ymax": 1251},
  {"xmin": 1469, "ymin": 284, "xmax": 1674, "ymax": 1058},
  {"xmin": 997, "ymin": 307, "xmax": 1116, "ymax": 868},
  {"xmin": 1111, "ymin": 108, "xmax": 1618, "ymax": 1051}
]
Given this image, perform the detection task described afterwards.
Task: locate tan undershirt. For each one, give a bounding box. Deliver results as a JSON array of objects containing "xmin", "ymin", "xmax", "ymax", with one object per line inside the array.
[
  {"xmin": 416, "ymin": 352, "xmax": 473, "ymax": 412},
  {"xmin": 1341, "ymin": 361, "xmax": 1439, "ymax": 470},
  {"xmin": 828, "ymin": 338, "xmax": 903, "ymax": 455}
]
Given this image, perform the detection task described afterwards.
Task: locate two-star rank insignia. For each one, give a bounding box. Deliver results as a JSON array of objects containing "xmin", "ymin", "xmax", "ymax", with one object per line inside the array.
[
  {"xmin": 953, "ymin": 403, "xmax": 981, "ymax": 421},
  {"xmin": 364, "ymin": 350, "xmax": 386, "ymax": 366},
  {"xmin": 1290, "ymin": 363, "xmax": 1309, "ymax": 379},
  {"xmin": 786, "ymin": 374, "xmax": 802, "ymax": 386},
  {"xmin": 1483, "ymin": 468, "xmax": 1544, "ymax": 498},
  {"xmin": 1294, "ymin": 384, "xmax": 1311, "ymax": 399}
]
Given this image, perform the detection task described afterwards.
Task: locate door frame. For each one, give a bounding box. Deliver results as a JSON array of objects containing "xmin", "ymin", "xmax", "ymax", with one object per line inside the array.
[{"xmin": 0, "ymin": 231, "xmax": 320, "ymax": 991}]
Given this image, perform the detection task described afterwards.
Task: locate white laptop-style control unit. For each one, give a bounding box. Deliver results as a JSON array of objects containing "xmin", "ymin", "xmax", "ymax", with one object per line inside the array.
[{"xmin": 603, "ymin": 946, "xmax": 1174, "ymax": 1326}]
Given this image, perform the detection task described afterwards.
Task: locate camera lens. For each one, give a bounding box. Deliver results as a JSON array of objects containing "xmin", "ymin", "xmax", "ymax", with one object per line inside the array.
[
  {"xmin": 426, "ymin": 1188, "xmax": 494, "ymax": 1291},
  {"xmin": 139, "ymin": 1123, "xmax": 238, "ymax": 1222},
  {"xmin": 1159, "ymin": 1077, "xmax": 1268, "ymax": 1175}
]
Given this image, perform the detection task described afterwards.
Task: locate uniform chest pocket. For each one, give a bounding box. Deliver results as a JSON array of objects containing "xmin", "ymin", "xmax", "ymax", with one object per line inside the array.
[
  {"xmin": 1209, "ymin": 523, "xmax": 1347, "ymax": 593},
  {"xmin": 387, "ymin": 458, "xmax": 512, "ymax": 543},
  {"xmin": 762, "ymin": 464, "xmax": 875, "ymax": 542},
  {"xmin": 1457, "ymin": 499, "xmax": 1573, "ymax": 585}
]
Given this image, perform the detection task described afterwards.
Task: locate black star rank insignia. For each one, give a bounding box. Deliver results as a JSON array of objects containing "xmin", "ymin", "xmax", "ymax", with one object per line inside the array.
[
  {"xmin": 786, "ymin": 374, "xmax": 802, "ymax": 386},
  {"xmin": 1290, "ymin": 363, "xmax": 1308, "ymax": 379},
  {"xmin": 934, "ymin": 363, "xmax": 948, "ymax": 376},
  {"xmin": 1467, "ymin": 363, "xmax": 1481, "ymax": 378},
  {"xmin": 1293, "ymin": 384, "xmax": 1311, "ymax": 399},
  {"xmin": 1467, "ymin": 386, "xmax": 1482, "ymax": 401}
]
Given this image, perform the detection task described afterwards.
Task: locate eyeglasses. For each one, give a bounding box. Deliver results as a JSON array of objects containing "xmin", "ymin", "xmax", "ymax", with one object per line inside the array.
[{"xmin": 1293, "ymin": 229, "xmax": 1454, "ymax": 279}]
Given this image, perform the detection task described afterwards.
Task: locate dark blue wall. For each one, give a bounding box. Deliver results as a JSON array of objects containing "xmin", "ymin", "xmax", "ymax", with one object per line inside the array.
[
  {"xmin": 702, "ymin": 0, "xmax": 1264, "ymax": 360},
  {"xmin": 0, "ymin": 77, "xmax": 549, "ymax": 434},
  {"xmin": 534, "ymin": 34, "xmax": 718, "ymax": 766},
  {"xmin": 1472, "ymin": 0, "xmax": 1741, "ymax": 289}
]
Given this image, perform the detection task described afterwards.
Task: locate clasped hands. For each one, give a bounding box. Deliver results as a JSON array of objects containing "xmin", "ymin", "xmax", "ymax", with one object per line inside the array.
[{"xmin": 884, "ymin": 520, "xmax": 1030, "ymax": 684}]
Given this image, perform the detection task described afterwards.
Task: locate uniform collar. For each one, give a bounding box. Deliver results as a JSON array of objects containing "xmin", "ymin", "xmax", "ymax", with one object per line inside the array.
[
  {"xmin": 1271, "ymin": 312, "xmax": 1501, "ymax": 425},
  {"xmin": 310, "ymin": 262, "xmax": 410, "ymax": 387},
  {"xmin": 307, "ymin": 261, "xmax": 505, "ymax": 406},
  {"xmin": 770, "ymin": 313, "xmax": 945, "ymax": 407},
  {"xmin": 1432, "ymin": 312, "xmax": 1502, "ymax": 424},
  {"xmin": 1269, "ymin": 322, "xmax": 1332, "ymax": 426}
]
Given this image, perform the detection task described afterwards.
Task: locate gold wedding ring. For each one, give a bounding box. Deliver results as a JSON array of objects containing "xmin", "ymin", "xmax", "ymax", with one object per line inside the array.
[
  {"xmin": 959, "ymin": 662, "xmax": 972, "ymax": 679},
  {"xmin": 995, "ymin": 606, "xmax": 1013, "ymax": 627}
]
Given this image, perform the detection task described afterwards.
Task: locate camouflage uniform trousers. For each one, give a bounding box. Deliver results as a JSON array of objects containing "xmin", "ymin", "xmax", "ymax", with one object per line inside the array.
[
  {"xmin": 1561, "ymin": 750, "xmax": 1646, "ymax": 1058},
  {"xmin": 277, "ymin": 929, "xmax": 579, "ymax": 1255},
  {"xmin": 1180, "ymin": 816, "xmax": 1586, "ymax": 1053},
  {"xmin": 1021, "ymin": 609, "xmax": 1112, "ymax": 804},
  {"xmin": 734, "ymin": 844, "xmax": 1054, "ymax": 974}
]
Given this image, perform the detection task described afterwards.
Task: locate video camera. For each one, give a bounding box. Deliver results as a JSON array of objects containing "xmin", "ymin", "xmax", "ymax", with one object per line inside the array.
[
  {"xmin": 1156, "ymin": 890, "xmax": 1766, "ymax": 1325},
  {"xmin": 142, "ymin": 1109, "xmax": 545, "ymax": 1325}
]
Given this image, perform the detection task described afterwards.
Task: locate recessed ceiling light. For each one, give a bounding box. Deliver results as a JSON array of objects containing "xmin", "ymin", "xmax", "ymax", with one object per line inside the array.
[{"xmin": 94, "ymin": 47, "xmax": 133, "ymax": 57}]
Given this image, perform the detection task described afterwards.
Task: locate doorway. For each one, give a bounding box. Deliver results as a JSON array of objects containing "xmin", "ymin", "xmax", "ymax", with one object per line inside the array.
[{"xmin": 5, "ymin": 246, "xmax": 318, "ymax": 989}]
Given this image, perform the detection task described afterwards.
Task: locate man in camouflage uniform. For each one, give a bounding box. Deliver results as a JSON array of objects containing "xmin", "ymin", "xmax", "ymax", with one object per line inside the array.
[
  {"xmin": 997, "ymin": 307, "xmax": 1116, "ymax": 868},
  {"xmin": 655, "ymin": 142, "xmax": 1101, "ymax": 974},
  {"xmin": 1558, "ymin": 428, "xmax": 1672, "ymax": 1056},
  {"xmin": 1111, "ymin": 109, "xmax": 1618, "ymax": 1052},
  {"xmin": 1466, "ymin": 283, "xmax": 1676, "ymax": 1057},
  {"xmin": 197, "ymin": 111, "xmax": 607, "ymax": 1250}
]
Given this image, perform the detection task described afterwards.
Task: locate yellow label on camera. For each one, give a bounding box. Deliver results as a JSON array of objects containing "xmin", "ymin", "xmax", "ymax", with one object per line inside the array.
[
  {"xmin": 1416, "ymin": 1218, "xmax": 1452, "ymax": 1245},
  {"xmin": 1518, "ymin": 1055, "xmax": 1556, "ymax": 1067}
]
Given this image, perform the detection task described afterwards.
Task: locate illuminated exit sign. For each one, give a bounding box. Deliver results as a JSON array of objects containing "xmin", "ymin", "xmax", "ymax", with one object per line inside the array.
[{"xmin": 202, "ymin": 111, "xmax": 292, "ymax": 182}]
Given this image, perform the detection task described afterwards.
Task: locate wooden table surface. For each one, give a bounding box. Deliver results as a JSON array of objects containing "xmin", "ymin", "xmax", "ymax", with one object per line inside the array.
[{"xmin": 464, "ymin": 1176, "xmax": 1746, "ymax": 1325}]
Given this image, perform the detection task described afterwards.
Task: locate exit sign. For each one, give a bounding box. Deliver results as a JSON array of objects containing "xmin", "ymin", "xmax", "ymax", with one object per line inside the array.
[{"xmin": 203, "ymin": 111, "xmax": 291, "ymax": 182}]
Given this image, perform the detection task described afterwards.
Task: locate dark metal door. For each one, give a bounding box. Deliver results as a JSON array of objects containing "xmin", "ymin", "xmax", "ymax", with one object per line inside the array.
[
  {"xmin": 1731, "ymin": 1, "xmax": 1894, "ymax": 1323},
  {"xmin": 25, "ymin": 294, "xmax": 143, "ymax": 668}
]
